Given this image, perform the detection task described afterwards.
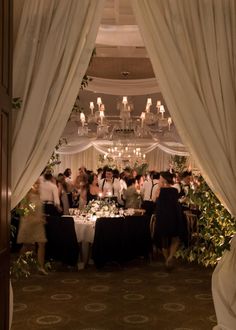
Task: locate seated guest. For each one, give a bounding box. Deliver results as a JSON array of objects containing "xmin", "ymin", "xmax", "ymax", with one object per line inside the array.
[
  {"xmin": 87, "ymin": 173, "xmax": 101, "ymax": 203},
  {"xmin": 123, "ymin": 178, "xmax": 140, "ymax": 209},
  {"xmin": 39, "ymin": 172, "xmax": 62, "ymax": 216}
]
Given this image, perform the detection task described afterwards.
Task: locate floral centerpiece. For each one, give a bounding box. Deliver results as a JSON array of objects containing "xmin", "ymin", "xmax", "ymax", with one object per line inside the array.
[{"xmin": 85, "ymin": 199, "xmax": 119, "ymax": 218}]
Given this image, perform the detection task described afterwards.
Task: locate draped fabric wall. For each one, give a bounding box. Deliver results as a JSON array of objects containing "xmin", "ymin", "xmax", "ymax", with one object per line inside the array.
[
  {"xmin": 55, "ymin": 146, "xmax": 197, "ymax": 179},
  {"xmin": 132, "ymin": 1, "xmax": 236, "ymax": 328},
  {"xmin": 55, "ymin": 147, "xmax": 100, "ymax": 178},
  {"xmin": 55, "ymin": 146, "xmax": 172, "ymax": 178},
  {"xmin": 12, "ymin": 0, "xmax": 105, "ymax": 208}
]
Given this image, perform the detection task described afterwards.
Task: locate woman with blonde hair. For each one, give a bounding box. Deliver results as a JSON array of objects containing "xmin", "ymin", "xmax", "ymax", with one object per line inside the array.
[{"xmin": 17, "ymin": 179, "xmax": 48, "ymax": 275}]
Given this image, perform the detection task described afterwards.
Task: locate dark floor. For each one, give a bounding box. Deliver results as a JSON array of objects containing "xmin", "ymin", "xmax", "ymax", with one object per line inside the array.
[{"xmin": 11, "ymin": 258, "xmax": 217, "ymax": 330}]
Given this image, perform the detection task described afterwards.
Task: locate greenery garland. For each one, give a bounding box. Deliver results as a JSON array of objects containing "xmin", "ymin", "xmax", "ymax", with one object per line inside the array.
[{"xmin": 177, "ymin": 176, "xmax": 236, "ymax": 267}]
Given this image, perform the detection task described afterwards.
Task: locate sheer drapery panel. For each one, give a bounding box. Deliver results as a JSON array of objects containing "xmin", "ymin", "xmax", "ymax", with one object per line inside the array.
[
  {"xmin": 55, "ymin": 146, "xmax": 196, "ymax": 177},
  {"xmin": 132, "ymin": 0, "xmax": 236, "ymax": 217},
  {"xmin": 132, "ymin": 1, "xmax": 236, "ymax": 328},
  {"xmin": 12, "ymin": 0, "xmax": 105, "ymax": 208}
]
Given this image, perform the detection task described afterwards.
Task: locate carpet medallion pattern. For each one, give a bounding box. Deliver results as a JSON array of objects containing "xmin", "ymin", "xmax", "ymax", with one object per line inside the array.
[{"xmin": 12, "ymin": 260, "xmax": 217, "ymax": 330}]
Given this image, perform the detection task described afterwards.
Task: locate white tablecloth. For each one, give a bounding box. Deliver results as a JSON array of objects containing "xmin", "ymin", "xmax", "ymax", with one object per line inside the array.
[{"xmin": 72, "ymin": 217, "xmax": 95, "ymax": 243}]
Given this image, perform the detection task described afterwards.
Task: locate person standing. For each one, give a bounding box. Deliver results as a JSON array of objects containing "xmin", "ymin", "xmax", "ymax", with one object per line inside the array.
[
  {"xmin": 17, "ymin": 179, "xmax": 48, "ymax": 275},
  {"xmin": 39, "ymin": 172, "xmax": 62, "ymax": 216},
  {"xmin": 141, "ymin": 171, "xmax": 160, "ymax": 217},
  {"xmin": 153, "ymin": 171, "xmax": 184, "ymax": 268},
  {"xmin": 99, "ymin": 168, "xmax": 121, "ymax": 203}
]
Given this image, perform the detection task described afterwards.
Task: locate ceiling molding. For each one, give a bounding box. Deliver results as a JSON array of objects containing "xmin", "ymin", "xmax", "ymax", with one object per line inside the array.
[
  {"xmin": 85, "ymin": 76, "xmax": 160, "ymax": 95},
  {"xmin": 96, "ymin": 24, "xmax": 144, "ymax": 46}
]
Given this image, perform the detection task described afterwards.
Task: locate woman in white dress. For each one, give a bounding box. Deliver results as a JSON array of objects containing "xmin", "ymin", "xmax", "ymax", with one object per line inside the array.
[{"xmin": 17, "ymin": 179, "xmax": 48, "ymax": 274}]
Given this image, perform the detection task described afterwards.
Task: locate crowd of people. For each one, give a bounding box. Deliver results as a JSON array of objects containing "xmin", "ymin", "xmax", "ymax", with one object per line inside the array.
[{"xmin": 16, "ymin": 164, "xmax": 195, "ymax": 272}]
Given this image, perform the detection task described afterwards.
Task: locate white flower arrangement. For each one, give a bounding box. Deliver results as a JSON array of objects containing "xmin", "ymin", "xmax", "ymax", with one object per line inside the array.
[{"xmin": 85, "ymin": 199, "xmax": 119, "ymax": 217}]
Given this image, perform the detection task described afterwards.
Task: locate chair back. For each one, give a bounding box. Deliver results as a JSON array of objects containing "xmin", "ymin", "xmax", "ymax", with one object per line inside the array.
[{"xmin": 45, "ymin": 216, "xmax": 79, "ymax": 266}]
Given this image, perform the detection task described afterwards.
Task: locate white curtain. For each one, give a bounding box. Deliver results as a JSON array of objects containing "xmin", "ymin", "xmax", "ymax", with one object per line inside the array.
[
  {"xmin": 12, "ymin": 0, "xmax": 105, "ymax": 208},
  {"xmin": 86, "ymin": 76, "xmax": 160, "ymax": 95},
  {"xmin": 132, "ymin": 0, "xmax": 236, "ymax": 328},
  {"xmin": 56, "ymin": 146, "xmax": 171, "ymax": 175},
  {"xmin": 55, "ymin": 145, "xmax": 195, "ymax": 176},
  {"xmin": 55, "ymin": 147, "xmax": 101, "ymax": 178}
]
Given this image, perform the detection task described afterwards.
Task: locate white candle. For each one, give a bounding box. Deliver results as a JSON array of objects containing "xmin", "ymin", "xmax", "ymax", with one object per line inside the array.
[
  {"xmin": 146, "ymin": 97, "xmax": 152, "ymax": 107},
  {"xmin": 156, "ymin": 100, "xmax": 161, "ymax": 114},
  {"xmin": 140, "ymin": 112, "xmax": 146, "ymax": 128},
  {"xmin": 80, "ymin": 112, "xmax": 85, "ymax": 127},
  {"xmin": 122, "ymin": 96, "xmax": 128, "ymax": 105},
  {"xmin": 168, "ymin": 117, "xmax": 172, "ymax": 130},
  {"xmin": 160, "ymin": 105, "xmax": 165, "ymax": 118},
  {"xmin": 98, "ymin": 192, "xmax": 103, "ymax": 199},
  {"xmin": 100, "ymin": 111, "xmax": 104, "ymax": 125},
  {"xmin": 97, "ymin": 97, "xmax": 102, "ymax": 106},
  {"xmin": 90, "ymin": 101, "xmax": 94, "ymax": 114}
]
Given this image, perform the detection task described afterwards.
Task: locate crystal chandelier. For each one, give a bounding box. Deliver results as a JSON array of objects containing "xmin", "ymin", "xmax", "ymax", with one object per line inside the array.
[
  {"xmin": 77, "ymin": 96, "xmax": 173, "ymax": 139},
  {"xmin": 141, "ymin": 97, "xmax": 172, "ymax": 132},
  {"xmin": 104, "ymin": 142, "xmax": 146, "ymax": 169}
]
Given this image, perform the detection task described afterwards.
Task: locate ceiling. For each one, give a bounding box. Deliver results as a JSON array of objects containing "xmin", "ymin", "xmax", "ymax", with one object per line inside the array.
[
  {"xmin": 88, "ymin": 0, "xmax": 151, "ymax": 79},
  {"xmin": 61, "ymin": 0, "xmax": 185, "ymax": 151},
  {"xmin": 79, "ymin": 0, "xmax": 159, "ymax": 115}
]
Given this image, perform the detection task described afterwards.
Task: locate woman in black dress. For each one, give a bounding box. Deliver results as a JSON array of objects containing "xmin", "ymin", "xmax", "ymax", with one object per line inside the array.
[
  {"xmin": 86, "ymin": 173, "xmax": 101, "ymax": 203},
  {"xmin": 153, "ymin": 171, "xmax": 184, "ymax": 268}
]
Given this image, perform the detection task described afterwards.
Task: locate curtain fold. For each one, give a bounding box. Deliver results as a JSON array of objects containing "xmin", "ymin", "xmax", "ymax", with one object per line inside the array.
[
  {"xmin": 132, "ymin": 0, "xmax": 236, "ymax": 217},
  {"xmin": 132, "ymin": 1, "xmax": 236, "ymax": 328},
  {"xmin": 55, "ymin": 146, "xmax": 173, "ymax": 176},
  {"xmin": 57, "ymin": 139, "xmax": 189, "ymax": 156},
  {"xmin": 12, "ymin": 0, "xmax": 105, "ymax": 208}
]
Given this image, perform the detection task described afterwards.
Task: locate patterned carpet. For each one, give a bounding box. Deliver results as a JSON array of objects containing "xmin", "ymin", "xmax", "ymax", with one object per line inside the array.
[{"xmin": 11, "ymin": 258, "xmax": 217, "ymax": 330}]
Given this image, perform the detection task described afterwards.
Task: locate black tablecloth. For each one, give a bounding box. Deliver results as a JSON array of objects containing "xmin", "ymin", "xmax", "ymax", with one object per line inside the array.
[
  {"xmin": 92, "ymin": 215, "xmax": 152, "ymax": 268},
  {"xmin": 45, "ymin": 216, "xmax": 79, "ymax": 266}
]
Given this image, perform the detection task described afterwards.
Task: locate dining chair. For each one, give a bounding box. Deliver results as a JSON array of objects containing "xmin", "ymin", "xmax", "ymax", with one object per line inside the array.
[
  {"xmin": 45, "ymin": 216, "xmax": 79, "ymax": 266},
  {"xmin": 184, "ymin": 211, "xmax": 199, "ymax": 249}
]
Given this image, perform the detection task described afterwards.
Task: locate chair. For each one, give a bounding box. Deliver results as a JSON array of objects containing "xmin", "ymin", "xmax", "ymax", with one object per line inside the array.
[
  {"xmin": 123, "ymin": 215, "xmax": 152, "ymax": 262},
  {"xmin": 45, "ymin": 216, "xmax": 79, "ymax": 266},
  {"xmin": 184, "ymin": 211, "xmax": 199, "ymax": 248},
  {"xmin": 149, "ymin": 214, "xmax": 158, "ymax": 261},
  {"xmin": 92, "ymin": 217, "xmax": 124, "ymax": 268},
  {"xmin": 150, "ymin": 214, "xmax": 156, "ymax": 240}
]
